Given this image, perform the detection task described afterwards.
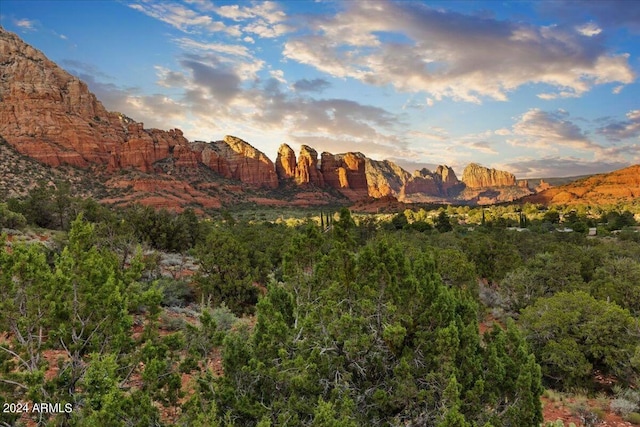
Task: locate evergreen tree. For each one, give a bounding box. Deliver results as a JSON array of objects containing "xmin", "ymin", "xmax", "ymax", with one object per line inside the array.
[{"xmin": 194, "ymin": 229, "xmax": 258, "ymax": 315}]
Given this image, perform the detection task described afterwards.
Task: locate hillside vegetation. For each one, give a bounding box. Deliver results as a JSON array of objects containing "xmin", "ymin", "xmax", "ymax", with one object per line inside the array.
[{"xmin": 2, "ymin": 188, "xmax": 640, "ymax": 426}]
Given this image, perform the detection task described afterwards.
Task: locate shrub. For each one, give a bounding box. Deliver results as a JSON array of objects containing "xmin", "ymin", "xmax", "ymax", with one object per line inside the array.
[
  {"xmin": 611, "ymin": 397, "xmax": 639, "ymax": 416},
  {"xmin": 159, "ymin": 311, "xmax": 186, "ymax": 331},
  {"xmin": 209, "ymin": 303, "xmax": 238, "ymax": 331},
  {"xmin": 157, "ymin": 278, "xmax": 194, "ymax": 307},
  {"xmin": 0, "ymin": 203, "xmax": 27, "ymax": 229},
  {"xmin": 627, "ymin": 412, "xmax": 640, "ymax": 425}
]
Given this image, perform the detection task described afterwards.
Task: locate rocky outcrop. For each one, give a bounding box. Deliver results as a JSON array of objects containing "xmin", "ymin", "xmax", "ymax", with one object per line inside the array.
[
  {"xmin": 364, "ymin": 158, "xmax": 410, "ymax": 198},
  {"xmin": 0, "ymin": 27, "xmax": 115, "ymax": 167},
  {"xmin": 296, "ymin": 145, "xmax": 324, "ymax": 186},
  {"xmin": 0, "ymin": 27, "xmax": 288, "ymax": 195},
  {"xmin": 275, "ymin": 144, "xmax": 296, "ymax": 181},
  {"xmin": 401, "ymin": 169, "xmax": 441, "ymax": 198},
  {"xmin": 434, "ymin": 165, "xmax": 459, "ymax": 195},
  {"xmin": 399, "ymin": 166, "xmax": 462, "ymax": 202},
  {"xmin": 0, "ymin": 27, "xmax": 195, "ymax": 173},
  {"xmin": 535, "ymin": 179, "xmax": 552, "ymax": 193},
  {"xmin": 461, "ymin": 163, "xmax": 516, "ymax": 188},
  {"xmin": 209, "ymin": 136, "xmax": 279, "ymax": 189},
  {"xmin": 320, "ymin": 152, "xmax": 369, "ymax": 200}
]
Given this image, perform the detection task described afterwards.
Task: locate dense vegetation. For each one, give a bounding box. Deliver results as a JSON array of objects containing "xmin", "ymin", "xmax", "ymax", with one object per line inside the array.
[{"xmin": 1, "ymin": 183, "xmax": 640, "ymax": 426}]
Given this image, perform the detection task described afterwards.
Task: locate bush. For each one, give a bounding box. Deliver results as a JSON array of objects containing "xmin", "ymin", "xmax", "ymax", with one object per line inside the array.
[
  {"xmin": 209, "ymin": 303, "xmax": 238, "ymax": 331},
  {"xmin": 157, "ymin": 278, "xmax": 194, "ymax": 307},
  {"xmin": 0, "ymin": 203, "xmax": 27, "ymax": 229},
  {"xmin": 159, "ymin": 311, "xmax": 186, "ymax": 331},
  {"xmin": 569, "ymin": 402, "xmax": 602, "ymax": 427},
  {"xmin": 611, "ymin": 397, "xmax": 638, "ymax": 417},
  {"xmin": 627, "ymin": 412, "xmax": 640, "ymax": 425}
]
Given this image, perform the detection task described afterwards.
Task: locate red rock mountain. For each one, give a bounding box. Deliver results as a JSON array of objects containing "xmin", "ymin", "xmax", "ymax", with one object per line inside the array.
[
  {"xmin": 462, "ymin": 163, "xmax": 517, "ymax": 188},
  {"xmin": 523, "ymin": 165, "xmax": 640, "ymax": 205},
  {"xmin": 0, "ymin": 26, "xmax": 538, "ymax": 207}
]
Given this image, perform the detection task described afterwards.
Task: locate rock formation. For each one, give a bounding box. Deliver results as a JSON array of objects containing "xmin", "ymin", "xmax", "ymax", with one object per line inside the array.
[
  {"xmin": 401, "ymin": 169, "xmax": 441, "ymax": 197},
  {"xmin": 535, "ymin": 179, "xmax": 552, "ymax": 193},
  {"xmin": 434, "ymin": 165, "xmax": 460, "ymax": 195},
  {"xmin": 292, "ymin": 145, "xmax": 322, "ymax": 186},
  {"xmin": 274, "ymin": 144, "xmax": 325, "ymax": 187},
  {"xmin": 275, "ymin": 144, "xmax": 297, "ymax": 181},
  {"xmin": 320, "ymin": 152, "xmax": 369, "ymax": 199},
  {"xmin": 209, "ymin": 136, "xmax": 279, "ymax": 189},
  {"xmin": 461, "ymin": 163, "xmax": 516, "ymax": 188},
  {"xmin": 0, "ymin": 27, "xmax": 546, "ymax": 208},
  {"xmin": 0, "ymin": 27, "xmax": 197, "ymax": 174},
  {"xmin": 398, "ymin": 166, "xmax": 463, "ymax": 202},
  {"xmin": 364, "ymin": 158, "xmax": 411, "ymax": 198}
]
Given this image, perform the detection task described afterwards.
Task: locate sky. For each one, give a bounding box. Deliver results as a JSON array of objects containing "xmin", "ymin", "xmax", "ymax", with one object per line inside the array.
[{"xmin": 1, "ymin": 0, "xmax": 639, "ymax": 179}]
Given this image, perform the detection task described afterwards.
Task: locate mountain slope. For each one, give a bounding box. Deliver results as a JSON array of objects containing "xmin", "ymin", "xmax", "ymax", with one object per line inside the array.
[{"xmin": 522, "ymin": 165, "xmax": 640, "ymax": 205}]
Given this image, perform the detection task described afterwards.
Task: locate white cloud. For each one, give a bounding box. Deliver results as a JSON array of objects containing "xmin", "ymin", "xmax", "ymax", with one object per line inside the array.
[
  {"xmin": 173, "ymin": 37, "xmax": 251, "ymax": 58},
  {"xmin": 270, "ymin": 69, "xmax": 286, "ymax": 84},
  {"xmin": 408, "ymin": 127, "xmax": 449, "ymax": 142},
  {"xmin": 14, "ymin": 18, "xmax": 36, "ymax": 30},
  {"xmin": 576, "ymin": 22, "xmax": 602, "ymax": 36},
  {"xmin": 129, "ymin": 2, "xmax": 241, "ymax": 36},
  {"xmin": 502, "ymin": 156, "xmax": 628, "ymax": 178},
  {"xmin": 597, "ymin": 110, "xmax": 640, "ymax": 141},
  {"xmin": 215, "ymin": 1, "xmax": 291, "ymax": 38},
  {"xmin": 510, "ymin": 109, "xmax": 601, "ymax": 152},
  {"xmin": 283, "ymin": 2, "xmax": 635, "ymax": 103}
]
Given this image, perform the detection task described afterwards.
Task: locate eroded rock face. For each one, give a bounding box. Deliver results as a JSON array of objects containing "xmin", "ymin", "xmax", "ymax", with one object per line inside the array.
[
  {"xmin": 320, "ymin": 152, "xmax": 369, "ymax": 199},
  {"xmin": 402, "ymin": 169, "xmax": 441, "ymax": 196},
  {"xmin": 365, "ymin": 158, "xmax": 410, "ymax": 198},
  {"xmin": 296, "ymin": 145, "xmax": 324, "ymax": 186},
  {"xmin": 398, "ymin": 166, "xmax": 462, "ymax": 202},
  {"xmin": 461, "ymin": 163, "xmax": 516, "ymax": 188},
  {"xmin": 0, "ymin": 28, "xmax": 116, "ymax": 167},
  {"xmin": 0, "ymin": 27, "xmax": 194, "ymax": 173},
  {"xmin": 275, "ymin": 144, "xmax": 297, "ymax": 181},
  {"xmin": 210, "ymin": 136, "xmax": 279, "ymax": 189},
  {"xmin": 434, "ymin": 165, "xmax": 460, "ymax": 195}
]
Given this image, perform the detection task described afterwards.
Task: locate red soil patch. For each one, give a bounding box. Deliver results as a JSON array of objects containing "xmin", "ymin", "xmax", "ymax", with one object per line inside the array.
[{"xmin": 542, "ymin": 395, "xmax": 636, "ymax": 426}]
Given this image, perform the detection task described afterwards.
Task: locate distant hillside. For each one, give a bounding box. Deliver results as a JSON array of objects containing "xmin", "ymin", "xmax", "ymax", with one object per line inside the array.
[
  {"xmin": 527, "ymin": 174, "xmax": 593, "ymax": 187},
  {"xmin": 522, "ymin": 165, "xmax": 640, "ymax": 205}
]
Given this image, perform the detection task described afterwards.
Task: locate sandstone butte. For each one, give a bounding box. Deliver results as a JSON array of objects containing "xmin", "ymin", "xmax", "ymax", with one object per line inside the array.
[
  {"xmin": 461, "ymin": 163, "xmax": 517, "ymax": 188},
  {"xmin": 0, "ymin": 26, "xmax": 544, "ymax": 206}
]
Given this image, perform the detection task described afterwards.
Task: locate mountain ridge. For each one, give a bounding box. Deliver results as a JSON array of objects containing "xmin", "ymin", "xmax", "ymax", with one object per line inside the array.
[{"xmin": 5, "ymin": 26, "xmax": 631, "ymax": 210}]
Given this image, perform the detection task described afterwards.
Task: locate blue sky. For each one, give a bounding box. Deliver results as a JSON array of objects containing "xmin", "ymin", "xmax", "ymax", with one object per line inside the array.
[{"xmin": 2, "ymin": 0, "xmax": 639, "ymax": 178}]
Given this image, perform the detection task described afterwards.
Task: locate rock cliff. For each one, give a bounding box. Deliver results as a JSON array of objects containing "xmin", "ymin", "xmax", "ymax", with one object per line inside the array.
[
  {"xmin": 364, "ymin": 158, "xmax": 411, "ymax": 198},
  {"xmin": 461, "ymin": 163, "xmax": 516, "ymax": 188},
  {"xmin": 398, "ymin": 166, "xmax": 463, "ymax": 202},
  {"xmin": 0, "ymin": 27, "xmax": 194, "ymax": 172},
  {"xmin": 296, "ymin": 145, "xmax": 324, "ymax": 186},
  {"xmin": 320, "ymin": 152, "xmax": 369, "ymax": 200},
  {"xmin": 434, "ymin": 165, "xmax": 460, "ymax": 195},
  {"xmin": 210, "ymin": 136, "xmax": 279, "ymax": 189},
  {"xmin": 275, "ymin": 144, "xmax": 297, "ymax": 181}
]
